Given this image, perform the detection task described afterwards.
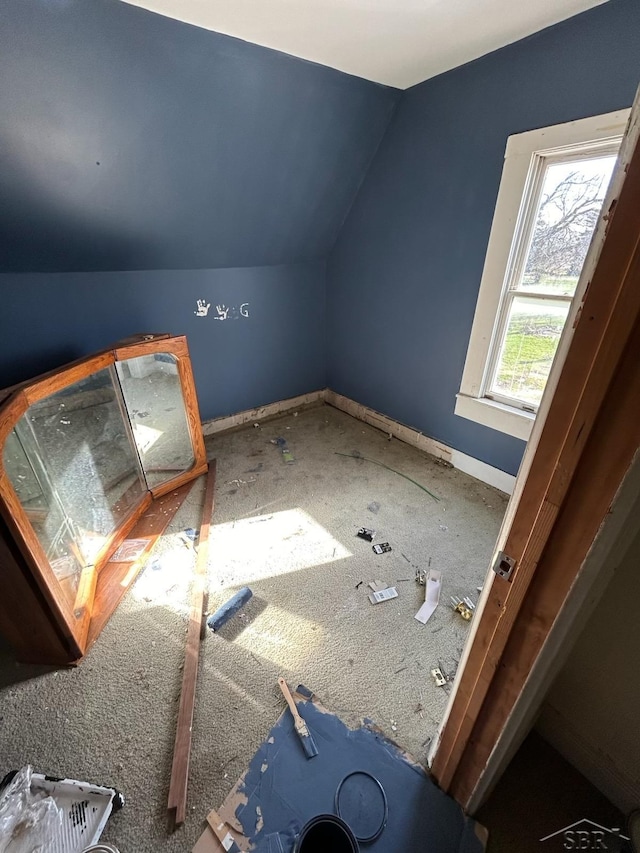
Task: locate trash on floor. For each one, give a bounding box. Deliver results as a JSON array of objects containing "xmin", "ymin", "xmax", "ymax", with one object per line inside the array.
[
  {"xmin": 369, "ymin": 587, "xmax": 398, "ymax": 605},
  {"xmin": 225, "ymin": 477, "xmax": 257, "ymax": 488},
  {"xmin": 415, "ymin": 557, "xmax": 432, "ymax": 586},
  {"xmin": 368, "ymin": 580, "xmax": 387, "ymax": 592},
  {"xmin": 415, "ymin": 569, "xmax": 442, "ymax": 625},
  {"xmin": 372, "ymin": 542, "xmax": 392, "ymax": 554},
  {"xmin": 206, "ymin": 809, "xmax": 243, "ymax": 853},
  {"xmin": 271, "ymin": 438, "xmax": 295, "ymax": 464},
  {"xmin": 0, "ymin": 765, "xmax": 121, "ymax": 853},
  {"xmin": 180, "ymin": 527, "xmax": 199, "ymax": 548},
  {"xmin": 451, "ymin": 596, "xmax": 476, "ymax": 621},
  {"xmin": 277, "ymin": 678, "xmax": 319, "ymax": 759},
  {"xmin": 208, "ymin": 587, "xmax": 254, "ymax": 632},
  {"xmin": 431, "ymin": 668, "xmax": 447, "ymax": 687},
  {"xmin": 356, "ymin": 527, "xmax": 376, "ymax": 542}
]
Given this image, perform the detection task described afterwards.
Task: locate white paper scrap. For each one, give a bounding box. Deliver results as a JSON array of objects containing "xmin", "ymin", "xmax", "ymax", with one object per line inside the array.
[
  {"xmin": 415, "ymin": 569, "xmax": 442, "ymax": 624},
  {"xmin": 369, "ymin": 586, "xmax": 399, "ymax": 604}
]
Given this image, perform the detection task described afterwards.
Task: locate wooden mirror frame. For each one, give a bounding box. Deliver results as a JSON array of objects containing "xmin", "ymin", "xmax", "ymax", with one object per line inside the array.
[{"xmin": 0, "ymin": 333, "xmax": 207, "ymax": 665}]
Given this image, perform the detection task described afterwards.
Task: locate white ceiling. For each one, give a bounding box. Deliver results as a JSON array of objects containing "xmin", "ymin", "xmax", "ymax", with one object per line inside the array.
[{"xmin": 121, "ymin": 0, "xmax": 609, "ymax": 89}]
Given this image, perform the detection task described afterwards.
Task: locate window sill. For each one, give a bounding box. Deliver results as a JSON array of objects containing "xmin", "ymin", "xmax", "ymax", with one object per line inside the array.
[{"xmin": 455, "ymin": 393, "xmax": 534, "ymax": 441}]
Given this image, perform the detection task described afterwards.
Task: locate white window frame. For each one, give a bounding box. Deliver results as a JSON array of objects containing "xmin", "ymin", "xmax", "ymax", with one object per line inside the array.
[{"xmin": 455, "ymin": 109, "xmax": 630, "ymax": 442}]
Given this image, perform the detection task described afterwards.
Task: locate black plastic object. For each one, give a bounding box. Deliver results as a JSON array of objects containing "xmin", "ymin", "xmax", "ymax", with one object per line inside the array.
[
  {"xmin": 335, "ymin": 771, "xmax": 388, "ymax": 844},
  {"xmin": 294, "ymin": 814, "xmax": 359, "ymax": 853},
  {"xmin": 357, "ymin": 528, "xmax": 376, "ymax": 542},
  {"xmin": 372, "ymin": 543, "xmax": 392, "ymax": 554}
]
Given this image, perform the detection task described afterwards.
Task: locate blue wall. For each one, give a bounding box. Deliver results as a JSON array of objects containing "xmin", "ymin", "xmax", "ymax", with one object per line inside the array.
[
  {"xmin": 0, "ymin": 0, "xmax": 398, "ymax": 272},
  {"xmin": 0, "ymin": 0, "xmax": 396, "ymax": 420},
  {"xmin": 2, "ymin": 0, "xmax": 639, "ymax": 456},
  {"xmin": 0, "ymin": 264, "xmax": 326, "ymax": 421},
  {"xmin": 327, "ymin": 0, "xmax": 640, "ymax": 476}
]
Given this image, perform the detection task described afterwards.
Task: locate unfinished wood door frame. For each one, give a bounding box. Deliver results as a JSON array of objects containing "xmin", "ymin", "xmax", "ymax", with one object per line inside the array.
[{"xmin": 430, "ymin": 89, "xmax": 640, "ymax": 808}]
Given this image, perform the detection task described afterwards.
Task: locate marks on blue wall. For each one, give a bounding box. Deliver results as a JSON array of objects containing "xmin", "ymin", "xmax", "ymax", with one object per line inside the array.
[
  {"xmin": 194, "ymin": 299, "xmax": 211, "ymax": 317},
  {"xmin": 195, "ymin": 300, "xmax": 250, "ymax": 320},
  {"xmin": 0, "ymin": 262, "xmax": 326, "ymax": 422}
]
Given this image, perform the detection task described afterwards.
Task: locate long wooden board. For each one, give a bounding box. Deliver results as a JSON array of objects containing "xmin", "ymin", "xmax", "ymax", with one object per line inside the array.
[{"xmin": 168, "ymin": 460, "xmax": 217, "ymax": 827}]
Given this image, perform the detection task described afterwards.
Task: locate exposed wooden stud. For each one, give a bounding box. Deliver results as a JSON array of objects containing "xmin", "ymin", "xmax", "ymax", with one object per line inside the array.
[
  {"xmin": 168, "ymin": 461, "xmax": 217, "ymax": 828},
  {"xmin": 452, "ymin": 315, "xmax": 640, "ymax": 806},
  {"xmin": 431, "ymin": 96, "xmax": 640, "ymax": 802}
]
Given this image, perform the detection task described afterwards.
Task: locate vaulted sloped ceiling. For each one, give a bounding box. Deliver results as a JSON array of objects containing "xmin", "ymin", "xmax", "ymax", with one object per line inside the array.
[
  {"xmin": 122, "ymin": 0, "xmax": 610, "ymax": 89},
  {"xmin": 0, "ymin": 0, "xmax": 399, "ymax": 273}
]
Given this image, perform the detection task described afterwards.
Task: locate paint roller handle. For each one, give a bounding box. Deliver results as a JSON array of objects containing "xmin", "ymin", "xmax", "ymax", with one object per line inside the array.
[{"xmin": 277, "ymin": 677, "xmax": 303, "ymax": 724}]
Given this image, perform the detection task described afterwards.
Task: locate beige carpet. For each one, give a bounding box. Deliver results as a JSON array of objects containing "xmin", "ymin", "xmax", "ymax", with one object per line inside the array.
[{"xmin": 0, "ymin": 404, "xmax": 507, "ymax": 851}]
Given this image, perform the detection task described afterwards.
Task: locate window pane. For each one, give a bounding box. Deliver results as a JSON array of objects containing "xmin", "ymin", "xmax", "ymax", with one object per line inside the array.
[
  {"xmin": 491, "ymin": 296, "xmax": 570, "ymax": 407},
  {"xmin": 518, "ymin": 156, "xmax": 616, "ymax": 297}
]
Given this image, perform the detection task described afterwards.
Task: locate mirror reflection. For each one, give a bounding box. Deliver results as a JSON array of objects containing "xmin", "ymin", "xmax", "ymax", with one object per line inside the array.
[
  {"xmin": 116, "ymin": 353, "xmax": 195, "ymax": 488},
  {"xmin": 2, "ymin": 368, "xmax": 147, "ymax": 608}
]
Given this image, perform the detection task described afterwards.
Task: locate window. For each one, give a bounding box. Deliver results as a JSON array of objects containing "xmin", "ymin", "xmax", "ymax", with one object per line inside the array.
[{"xmin": 455, "ymin": 109, "xmax": 630, "ymax": 441}]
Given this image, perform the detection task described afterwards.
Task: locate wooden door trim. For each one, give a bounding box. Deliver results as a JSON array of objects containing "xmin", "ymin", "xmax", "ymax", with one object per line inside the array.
[
  {"xmin": 452, "ymin": 317, "xmax": 640, "ymax": 806},
  {"xmin": 431, "ymin": 96, "xmax": 640, "ymax": 802}
]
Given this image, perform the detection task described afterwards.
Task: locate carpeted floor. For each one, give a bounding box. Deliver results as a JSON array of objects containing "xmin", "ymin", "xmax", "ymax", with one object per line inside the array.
[{"xmin": 0, "ymin": 404, "xmax": 507, "ymax": 851}]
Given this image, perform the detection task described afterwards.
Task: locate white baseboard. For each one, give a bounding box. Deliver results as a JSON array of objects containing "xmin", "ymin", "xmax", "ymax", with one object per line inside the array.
[
  {"xmin": 325, "ymin": 390, "xmax": 515, "ymax": 494},
  {"xmin": 537, "ymin": 704, "xmax": 640, "ymax": 814},
  {"xmin": 202, "ymin": 390, "xmax": 325, "ymax": 436},
  {"xmin": 202, "ymin": 388, "xmax": 515, "ymax": 493},
  {"xmin": 450, "ymin": 449, "xmax": 515, "ymax": 495}
]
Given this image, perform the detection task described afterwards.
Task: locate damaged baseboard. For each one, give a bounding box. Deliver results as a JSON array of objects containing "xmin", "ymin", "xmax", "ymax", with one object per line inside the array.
[
  {"xmin": 202, "ymin": 388, "xmax": 515, "ymax": 494},
  {"xmin": 201, "ymin": 390, "xmax": 325, "ymax": 436},
  {"xmin": 325, "ymin": 390, "xmax": 515, "ymax": 495}
]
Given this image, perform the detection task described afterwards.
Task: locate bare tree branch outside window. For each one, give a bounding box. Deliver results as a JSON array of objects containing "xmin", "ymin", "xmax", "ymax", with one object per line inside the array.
[{"xmin": 523, "ymin": 169, "xmax": 609, "ymax": 289}]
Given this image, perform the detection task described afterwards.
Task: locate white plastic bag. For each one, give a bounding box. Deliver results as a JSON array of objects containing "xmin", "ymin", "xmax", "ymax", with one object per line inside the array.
[{"xmin": 0, "ymin": 766, "xmax": 63, "ymax": 853}]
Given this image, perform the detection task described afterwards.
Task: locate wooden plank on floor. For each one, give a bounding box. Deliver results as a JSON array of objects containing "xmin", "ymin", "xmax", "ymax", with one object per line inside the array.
[{"xmin": 168, "ymin": 460, "xmax": 217, "ymax": 827}]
